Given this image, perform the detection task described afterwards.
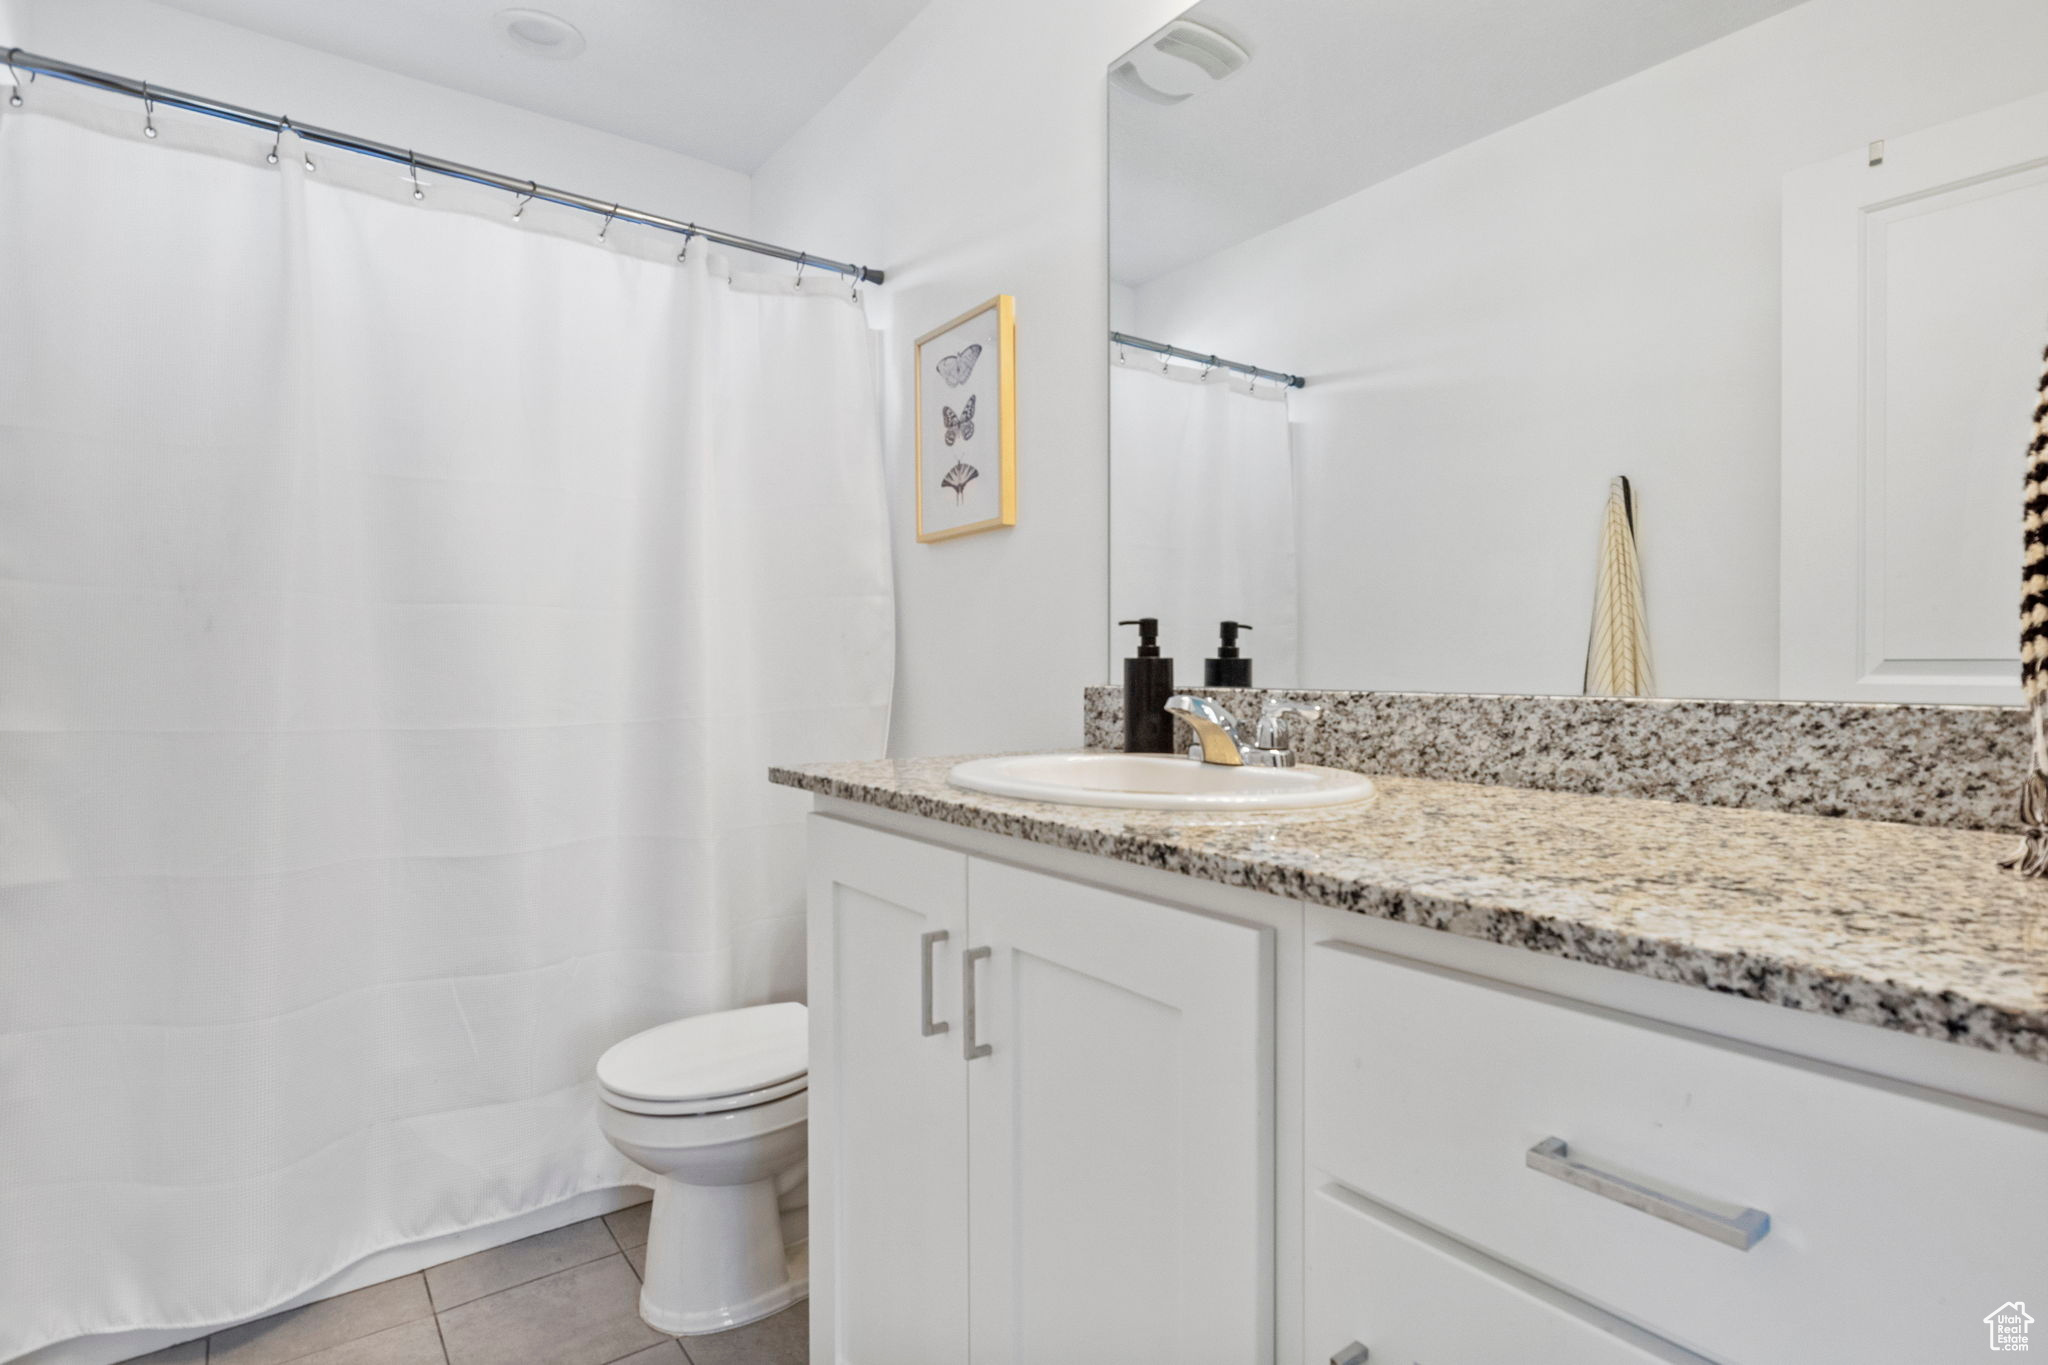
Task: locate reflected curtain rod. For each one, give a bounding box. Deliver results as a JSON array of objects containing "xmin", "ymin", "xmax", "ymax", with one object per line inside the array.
[
  {"xmin": 1, "ymin": 46, "xmax": 886, "ymax": 285},
  {"xmin": 1111, "ymin": 331, "xmax": 1304, "ymax": 389}
]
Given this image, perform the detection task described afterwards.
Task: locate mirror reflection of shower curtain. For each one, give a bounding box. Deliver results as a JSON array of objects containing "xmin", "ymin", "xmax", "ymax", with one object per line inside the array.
[{"xmin": 1109, "ymin": 359, "xmax": 1299, "ymax": 685}]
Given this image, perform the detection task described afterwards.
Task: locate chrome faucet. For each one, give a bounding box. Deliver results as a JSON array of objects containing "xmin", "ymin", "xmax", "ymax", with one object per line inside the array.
[{"xmin": 1164, "ymin": 694, "xmax": 1323, "ymax": 768}]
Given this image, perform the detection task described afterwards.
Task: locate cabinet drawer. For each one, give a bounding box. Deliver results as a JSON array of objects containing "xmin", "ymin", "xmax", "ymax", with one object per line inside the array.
[
  {"xmin": 1305, "ymin": 942, "xmax": 2048, "ymax": 1365},
  {"xmin": 1307, "ymin": 1180, "xmax": 1707, "ymax": 1365}
]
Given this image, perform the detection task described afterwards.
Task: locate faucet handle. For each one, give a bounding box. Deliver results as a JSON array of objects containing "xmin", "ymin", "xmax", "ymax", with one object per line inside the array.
[
  {"xmin": 1254, "ymin": 698, "xmax": 1323, "ymax": 752},
  {"xmin": 1166, "ymin": 693, "xmax": 1240, "ymax": 729}
]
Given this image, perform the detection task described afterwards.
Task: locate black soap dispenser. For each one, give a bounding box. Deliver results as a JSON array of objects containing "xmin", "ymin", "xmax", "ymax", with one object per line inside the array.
[
  {"xmin": 1119, "ymin": 618, "xmax": 1176, "ymax": 753},
  {"xmin": 1204, "ymin": 621, "xmax": 1254, "ymax": 687}
]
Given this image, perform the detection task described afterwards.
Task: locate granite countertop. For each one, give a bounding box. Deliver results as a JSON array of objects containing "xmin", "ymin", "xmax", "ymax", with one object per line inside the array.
[{"xmin": 770, "ymin": 754, "xmax": 2048, "ymax": 1062}]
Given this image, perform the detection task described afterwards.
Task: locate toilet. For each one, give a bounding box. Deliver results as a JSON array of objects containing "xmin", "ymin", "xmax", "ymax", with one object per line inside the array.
[{"xmin": 595, "ymin": 1002, "xmax": 809, "ymax": 1336}]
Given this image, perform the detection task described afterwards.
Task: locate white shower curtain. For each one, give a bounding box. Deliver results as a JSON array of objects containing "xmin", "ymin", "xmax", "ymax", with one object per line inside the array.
[
  {"xmin": 1109, "ymin": 357, "xmax": 1299, "ymax": 684},
  {"xmin": 0, "ymin": 86, "xmax": 891, "ymax": 1356}
]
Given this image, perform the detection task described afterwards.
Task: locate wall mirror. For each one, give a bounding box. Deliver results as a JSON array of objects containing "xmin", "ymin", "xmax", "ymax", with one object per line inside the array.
[{"xmin": 1107, "ymin": 0, "xmax": 2048, "ymax": 705}]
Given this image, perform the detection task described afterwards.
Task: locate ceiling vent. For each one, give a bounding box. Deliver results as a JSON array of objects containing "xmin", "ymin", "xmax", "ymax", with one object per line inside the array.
[
  {"xmin": 1111, "ymin": 19, "xmax": 1250, "ymax": 106},
  {"xmin": 498, "ymin": 8, "xmax": 587, "ymax": 60}
]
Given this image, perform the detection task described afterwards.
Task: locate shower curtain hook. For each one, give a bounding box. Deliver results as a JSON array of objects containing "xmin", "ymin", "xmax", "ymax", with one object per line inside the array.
[
  {"xmin": 1201, "ymin": 354, "xmax": 1218, "ymax": 382},
  {"xmin": 141, "ymin": 82, "xmax": 157, "ymax": 138},
  {"xmin": 512, "ymin": 180, "xmax": 536, "ymax": 220},
  {"xmin": 676, "ymin": 224, "xmax": 696, "ymax": 263},
  {"xmin": 793, "ymin": 253, "xmax": 808, "ymax": 289},
  {"xmin": 6, "ymin": 49, "xmax": 25, "ymax": 108},
  {"xmin": 597, "ymin": 202, "xmax": 618, "ymax": 243},
  {"xmin": 267, "ymin": 116, "xmax": 290, "ymax": 165},
  {"xmin": 407, "ymin": 149, "xmax": 423, "ymax": 201}
]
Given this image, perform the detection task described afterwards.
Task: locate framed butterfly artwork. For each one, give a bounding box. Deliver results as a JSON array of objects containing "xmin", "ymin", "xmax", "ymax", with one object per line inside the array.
[{"xmin": 914, "ymin": 294, "xmax": 1017, "ymax": 542}]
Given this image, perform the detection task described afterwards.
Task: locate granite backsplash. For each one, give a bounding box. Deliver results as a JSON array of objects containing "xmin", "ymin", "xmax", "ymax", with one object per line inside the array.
[{"xmin": 1084, "ymin": 686, "xmax": 2028, "ymax": 833}]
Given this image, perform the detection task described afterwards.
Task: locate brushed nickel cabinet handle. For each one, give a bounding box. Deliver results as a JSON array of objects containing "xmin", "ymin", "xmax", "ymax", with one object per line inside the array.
[
  {"xmin": 1329, "ymin": 1343, "xmax": 1369, "ymax": 1365},
  {"xmin": 962, "ymin": 945, "xmax": 992, "ymax": 1061},
  {"xmin": 919, "ymin": 930, "xmax": 950, "ymax": 1037},
  {"xmin": 1526, "ymin": 1136, "xmax": 1770, "ymax": 1250}
]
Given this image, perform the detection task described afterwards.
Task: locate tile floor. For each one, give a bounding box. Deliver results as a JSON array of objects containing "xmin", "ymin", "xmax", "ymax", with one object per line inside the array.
[{"xmin": 122, "ymin": 1196, "xmax": 806, "ymax": 1365}]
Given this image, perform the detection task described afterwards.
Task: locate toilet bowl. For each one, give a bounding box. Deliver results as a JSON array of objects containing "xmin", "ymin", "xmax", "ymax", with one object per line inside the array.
[{"xmin": 596, "ymin": 1002, "xmax": 809, "ymax": 1335}]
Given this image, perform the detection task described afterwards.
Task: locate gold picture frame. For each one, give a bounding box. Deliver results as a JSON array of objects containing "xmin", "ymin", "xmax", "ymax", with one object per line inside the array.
[{"xmin": 915, "ymin": 294, "xmax": 1016, "ymax": 542}]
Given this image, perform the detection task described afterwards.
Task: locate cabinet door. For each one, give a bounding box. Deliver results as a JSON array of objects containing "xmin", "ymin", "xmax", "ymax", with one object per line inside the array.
[
  {"xmin": 807, "ymin": 816, "xmax": 970, "ymax": 1365},
  {"xmin": 964, "ymin": 858, "xmax": 1273, "ymax": 1365}
]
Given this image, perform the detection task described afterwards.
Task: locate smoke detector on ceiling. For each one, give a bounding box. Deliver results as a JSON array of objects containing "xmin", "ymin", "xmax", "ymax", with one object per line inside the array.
[
  {"xmin": 499, "ymin": 8, "xmax": 587, "ymax": 60},
  {"xmin": 1110, "ymin": 19, "xmax": 1250, "ymax": 106}
]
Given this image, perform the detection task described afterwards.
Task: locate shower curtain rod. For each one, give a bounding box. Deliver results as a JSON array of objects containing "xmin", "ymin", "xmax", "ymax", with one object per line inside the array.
[
  {"xmin": 1111, "ymin": 331, "xmax": 1304, "ymax": 389},
  {"xmin": 0, "ymin": 47, "xmax": 886, "ymax": 285}
]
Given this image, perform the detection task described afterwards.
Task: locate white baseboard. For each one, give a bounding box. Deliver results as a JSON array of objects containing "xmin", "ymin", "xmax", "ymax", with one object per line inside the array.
[{"xmin": 17, "ymin": 1184, "xmax": 654, "ymax": 1365}]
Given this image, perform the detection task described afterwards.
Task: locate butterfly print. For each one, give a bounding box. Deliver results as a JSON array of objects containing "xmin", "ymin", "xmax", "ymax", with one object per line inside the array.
[
  {"xmin": 942, "ymin": 394, "xmax": 976, "ymax": 446},
  {"xmin": 940, "ymin": 461, "xmax": 980, "ymax": 503},
  {"xmin": 935, "ymin": 343, "xmax": 982, "ymax": 387}
]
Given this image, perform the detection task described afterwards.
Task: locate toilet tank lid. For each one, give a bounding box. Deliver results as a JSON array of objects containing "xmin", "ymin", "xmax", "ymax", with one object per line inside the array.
[{"xmin": 597, "ymin": 1002, "xmax": 808, "ymax": 1103}]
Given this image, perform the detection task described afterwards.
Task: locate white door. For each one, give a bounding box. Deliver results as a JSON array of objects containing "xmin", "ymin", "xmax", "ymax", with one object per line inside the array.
[
  {"xmin": 1781, "ymin": 91, "xmax": 2048, "ymax": 704},
  {"xmin": 963, "ymin": 858, "xmax": 1274, "ymax": 1365},
  {"xmin": 806, "ymin": 816, "xmax": 971, "ymax": 1365}
]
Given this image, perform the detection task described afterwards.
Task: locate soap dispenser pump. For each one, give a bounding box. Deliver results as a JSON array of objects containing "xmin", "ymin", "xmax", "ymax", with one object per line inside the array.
[
  {"xmin": 1118, "ymin": 618, "xmax": 1176, "ymax": 753},
  {"xmin": 1204, "ymin": 620, "xmax": 1254, "ymax": 687}
]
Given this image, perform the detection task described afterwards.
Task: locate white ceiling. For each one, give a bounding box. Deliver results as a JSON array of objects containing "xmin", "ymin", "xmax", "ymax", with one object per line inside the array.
[
  {"xmin": 1112, "ymin": 0, "xmax": 1808, "ymax": 285},
  {"xmin": 149, "ymin": 0, "xmax": 933, "ymax": 172}
]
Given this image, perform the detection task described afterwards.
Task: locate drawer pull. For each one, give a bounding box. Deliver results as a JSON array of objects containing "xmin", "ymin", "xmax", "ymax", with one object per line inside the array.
[
  {"xmin": 962, "ymin": 945, "xmax": 992, "ymax": 1061},
  {"xmin": 919, "ymin": 930, "xmax": 950, "ymax": 1037},
  {"xmin": 1526, "ymin": 1136, "xmax": 1770, "ymax": 1251},
  {"xmin": 1329, "ymin": 1344, "xmax": 1369, "ymax": 1365}
]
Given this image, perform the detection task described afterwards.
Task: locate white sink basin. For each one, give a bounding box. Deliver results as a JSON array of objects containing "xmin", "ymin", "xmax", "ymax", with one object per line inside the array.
[{"xmin": 947, "ymin": 752, "xmax": 1374, "ymax": 812}]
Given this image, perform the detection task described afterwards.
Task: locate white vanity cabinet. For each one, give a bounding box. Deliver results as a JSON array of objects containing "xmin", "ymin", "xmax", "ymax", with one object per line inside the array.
[
  {"xmin": 805, "ymin": 814, "xmax": 1275, "ymax": 1365},
  {"xmin": 803, "ymin": 814, "xmax": 971, "ymax": 1365},
  {"xmin": 1303, "ymin": 940, "xmax": 2048, "ymax": 1365},
  {"xmin": 801, "ymin": 804, "xmax": 2048, "ymax": 1365}
]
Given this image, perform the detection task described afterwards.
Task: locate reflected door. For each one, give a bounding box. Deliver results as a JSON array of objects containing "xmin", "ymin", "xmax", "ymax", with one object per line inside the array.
[{"xmin": 1782, "ymin": 91, "xmax": 2048, "ymax": 704}]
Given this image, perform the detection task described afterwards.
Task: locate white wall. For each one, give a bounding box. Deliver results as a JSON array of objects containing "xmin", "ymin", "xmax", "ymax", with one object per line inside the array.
[
  {"xmin": 752, "ymin": 0, "xmax": 1187, "ymax": 756},
  {"xmin": 1128, "ymin": 0, "xmax": 2048, "ymax": 700},
  {"xmin": 1110, "ymin": 281, "xmax": 1140, "ymax": 332},
  {"xmin": 0, "ymin": 0, "xmax": 749, "ymax": 231}
]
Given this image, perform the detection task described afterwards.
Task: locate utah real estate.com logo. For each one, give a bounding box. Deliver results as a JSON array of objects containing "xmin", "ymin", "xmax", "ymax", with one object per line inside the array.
[{"xmin": 1985, "ymin": 1301, "xmax": 2034, "ymax": 1352}]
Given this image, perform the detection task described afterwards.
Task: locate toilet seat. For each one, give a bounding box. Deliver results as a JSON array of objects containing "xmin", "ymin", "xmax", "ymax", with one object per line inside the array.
[
  {"xmin": 599, "ymin": 1072, "xmax": 807, "ymax": 1117},
  {"xmin": 597, "ymin": 1001, "xmax": 808, "ymax": 1118}
]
